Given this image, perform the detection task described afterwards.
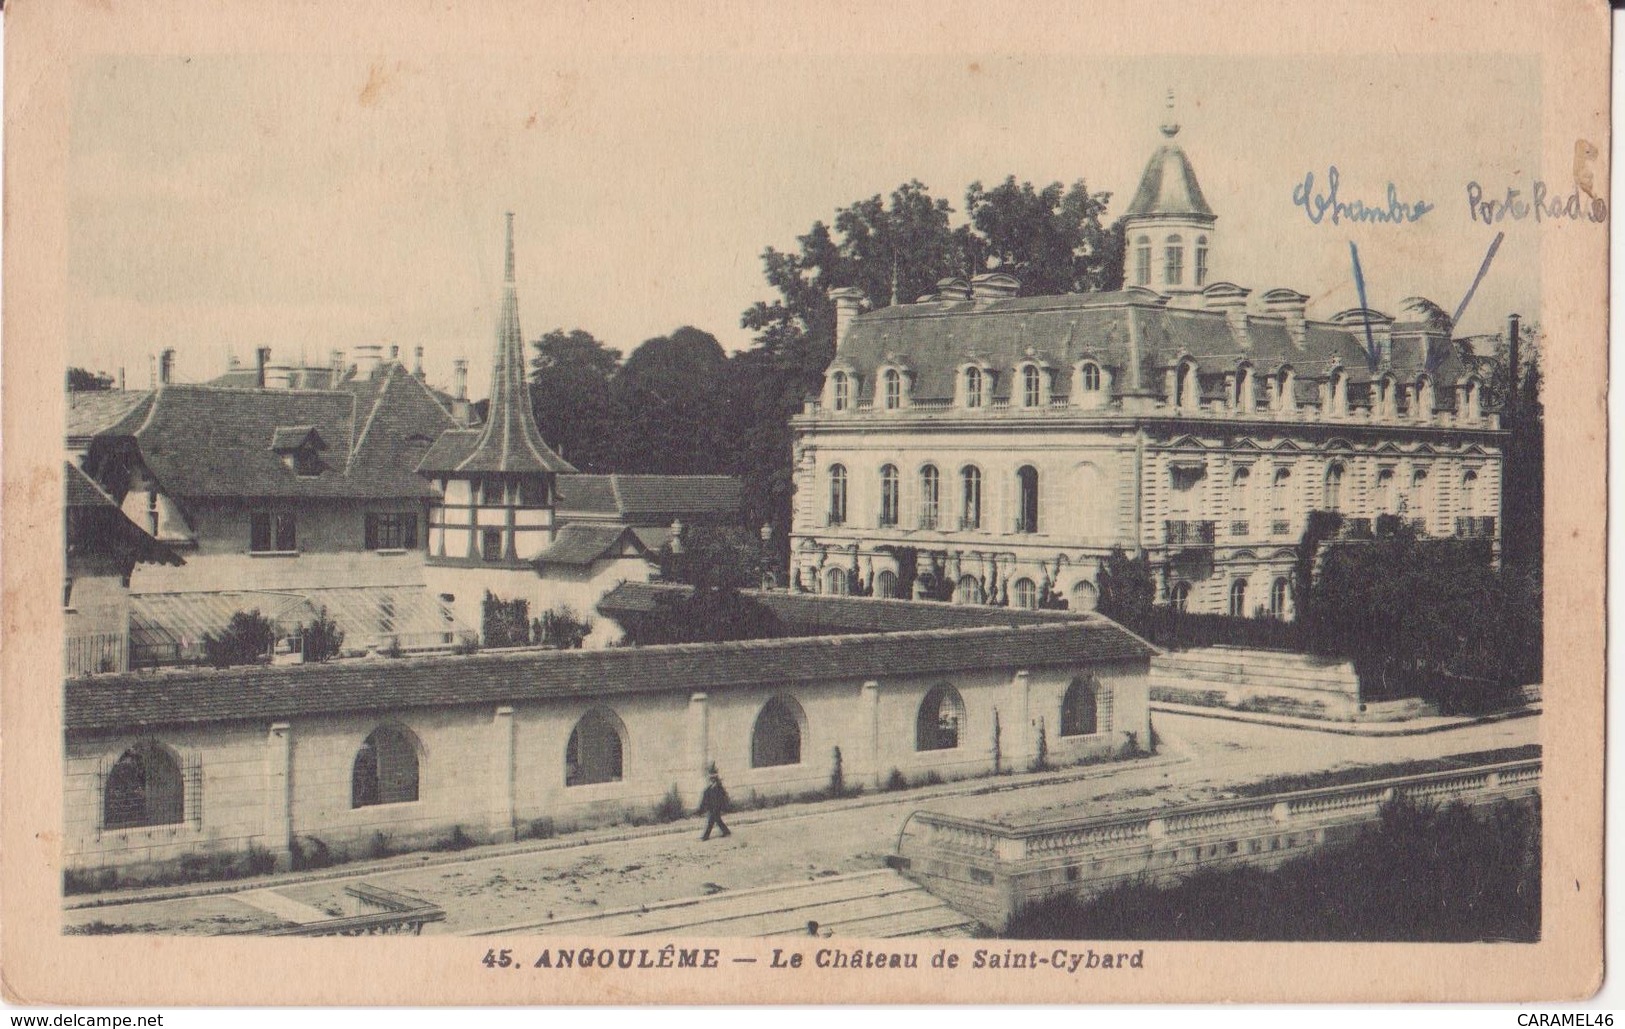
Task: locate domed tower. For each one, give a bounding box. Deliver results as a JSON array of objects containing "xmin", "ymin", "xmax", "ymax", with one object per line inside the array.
[{"xmin": 1122, "ymin": 92, "xmax": 1217, "ymax": 294}]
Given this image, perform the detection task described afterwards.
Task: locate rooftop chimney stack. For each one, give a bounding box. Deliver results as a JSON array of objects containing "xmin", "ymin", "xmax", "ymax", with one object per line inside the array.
[
  {"xmin": 829, "ymin": 287, "xmax": 865, "ymax": 347},
  {"xmin": 414, "ymin": 345, "xmax": 425, "ymax": 378},
  {"xmin": 1260, "ymin": 289, "xmax": 1310, "ymax": 350},
  {"xmin": 354, "ymin": 343, "xmax": 385, "ymax": 378},
  {"xmin": 226, "ymin": 351, "xmax": 241, "ymax": 372},
  {"xmin": 389, "ymin": 344, "xmax": 400, "ymax": 363},
  {"xmin": 255, "ymin": 347, "xmax": 271, "ymax": 388},
  {"xmin": 118, "ymin": 367, "xmax": 126, "ymax": 391},
  {"xmin": 970, "ymin": 272, "xmax": 1021, "ymax": 301},
  {"xmin": 452, "ymin": 357, "xmax": 471, "ymax": 426},
  {"xmin": 158, "ymin": 349, "xmax": 175, "ymax": 386},
  {"xmin": 149, "ymin": 354, "xmax": 158, "ymax": 390},
  {"xmin": 330, "ymin": 349, "xmax": 345, "ymax": 386},
  {"xmin": 1507, "ymin": 313, "xmax": 1522, "ymax": 413}
]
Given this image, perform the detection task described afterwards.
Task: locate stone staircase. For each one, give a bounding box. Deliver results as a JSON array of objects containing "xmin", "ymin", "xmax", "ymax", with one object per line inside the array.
[{"xmin": 473, "ymin": 869, "xmax": 978, "ymax": 938}]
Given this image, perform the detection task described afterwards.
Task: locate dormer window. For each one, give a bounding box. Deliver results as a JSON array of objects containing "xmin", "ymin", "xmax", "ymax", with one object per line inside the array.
[
  {"xmin": 1327, "ymin": 367, "xmax": 1348, "ymax": 417},
  {"xmin": 883, "ymin": 368, "xmax": 902, "ymax": 410},
  {"xmin": 1234, "ymin": 363, "xmax": 1255, "ymax": 413},
  {"xmin": 1275, "ymin": 367, "xmax": 1296, "ymax": 413},
  {"xmin": 1173, "ymin": 359, "xmax": 1198, "ymax": 408},
  {"xmin": 1414, "ymin": 375, "xmax": 1435, "ymax": 420},
  {"xmin": 964, "ymin": 366, "xmax": 984, "ymax": 408},
  {"xmin": 271, "ymin": 426, "xmax": 328, "ymax": 478},
  {"xmin": 831, "ymin": 371, "xmax": 851, "ymax": 412},
  {"xmin": 1079, "ymin": 362, "xmax": 1102, "ymax": 392},
  {"xmin": 1021, "ymin": 364, "xmax": 1043, "ymax": 407},
  {"xmin": 1461, "ymin": 379, "xmax": 1480, "ymax": 422}
]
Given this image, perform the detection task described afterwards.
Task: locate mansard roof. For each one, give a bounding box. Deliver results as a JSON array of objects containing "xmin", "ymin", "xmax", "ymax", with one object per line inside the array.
[
  {"xmin": 65, "ymin": 462, "xmax": 184, "ymax": 567},
  {"xmin": 82, "ymin": 366, "xmax": 461, "ymax": 502},
  {"xmin": 65, "ymin": 620, "xmax": 1153, "ymax": 733},
  {"xmin": 832, "ymin": 292, "xmax": 1479, "ymax": 407}
]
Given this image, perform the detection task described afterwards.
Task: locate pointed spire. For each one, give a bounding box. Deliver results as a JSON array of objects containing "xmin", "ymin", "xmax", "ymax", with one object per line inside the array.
[
  {"xmin": 1160, "ymin": 88, "xmax": 1180, "ymax": 138},
  {"xmin": 430, "ymin": 213, "xmax": 576, "ymax": 477}
]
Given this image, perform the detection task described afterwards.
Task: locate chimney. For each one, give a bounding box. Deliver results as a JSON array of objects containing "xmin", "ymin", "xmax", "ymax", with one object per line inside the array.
[
  {"xmin": 1203, "ymin": 285, "xmax": 1253, "ymax": 349},
  {"xmin": 158, "ymin": 349, "xmax": 175, "ymax": 385},
  {"xmin": 970, "ymin": 272, "xmax": 1020, "ymax": 301},
  {"xmin": 829, "ymin": 287, "xmax": 865, "ymax": 347},
  {"xmin": 330, "ymin": 349, "xmax": 345, "ymax": 386},
  {"xmin": 1260, "ymin": 289, "xmax": 1310, "ymax": 350},
  {"xmin": 452, "ymin": 357, "xmax": 471, "ymax": 426},
  {"xmin": 118, "ymin": 367, "xmax": 126, "ymax": 391},
  {"xmin": 226, "ymin": 351, "xmax": 241, "ymax": 372},
  {"xmin": 265, "ymin": 363, "xmax": 294, "ymax": 389},
  {"xmin": 413, "ymin": 345, "xmax": 425, "ymax": 378},
  {"xmin": 149, "ymin": 354, "xmax": 158, "ymax": 390},
  {"xmin": 1507, "ymin": 312, "xmax": 1522, "ymax": 412},
  {"xmin": 354, "ymin": 343, "xmax": 385, "ymax": 378},
  {"xmin": 389, "ymin": 344, "xmax": 400, "ymax": 364},
  {"xmin": 934, "ymin": 277, "xmax": 971, "ymax": 301}
]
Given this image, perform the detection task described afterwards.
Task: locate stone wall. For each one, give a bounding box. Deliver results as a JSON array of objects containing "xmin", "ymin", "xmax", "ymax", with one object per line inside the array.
[{"xmin": 65, "ymin": 657, "xmax": 1151, "ymax": 879}]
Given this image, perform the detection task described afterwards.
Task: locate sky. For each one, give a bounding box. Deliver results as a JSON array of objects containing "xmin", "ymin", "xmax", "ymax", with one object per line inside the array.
[{"xmin": 67, "ymin": 51, "xmax": 1544, "ymax": 399}]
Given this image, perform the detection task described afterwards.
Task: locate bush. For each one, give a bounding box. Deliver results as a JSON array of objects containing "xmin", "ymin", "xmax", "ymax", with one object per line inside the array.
[
  {"xmin": 483, "ymin": 592, "xmax": 532, "ymax": 648},
  {"xmin": 290, "ymin": 836, "xmax": 340, "ymax": 872},
  {"xmin": 535, "ymin": 606, "xmax": 593, "ymax": 649},
  {"xmin": 366, "ymin": 831, "xmax": 395, "ymax": 860},
  {"xmin": 434, "ymin": 825, "xmax": 476, "ymax": 852},
  {"xmin": 829, "ymin": 746, "xmax": 845, "ymax": 798},
  {"xmin": 299, "ymin": 607, "xmax": 345, "ymax": 662},
  {"xmin": 884, "ymin": 768, "xmax": 908, "ymax": 792},
  {"xmin": 654, "ymin": 786, "xmax": 685, "ymax": 822},
  {"xmin": 202, "ymin": 610, "xmax": 277, "ymax": 668}
]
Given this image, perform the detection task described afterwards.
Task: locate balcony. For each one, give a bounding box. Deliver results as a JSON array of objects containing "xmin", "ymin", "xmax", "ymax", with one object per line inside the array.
[
  {"xmin": 1229, "ymin": 520, "xmax": 1249, "ymax": 538},
  {"xmin": 1456, "ymin": 515, "xmax": 1497, "ymax": 539},
  {"xmin": 1271, "ymin": 519, "xmax": 1293, "ymax": 537},
  {"xmin": 1164, "ymin": 519, "xmax": 1216, "ymax": 546},
  {"xmin": 1339, "ymin": 516, "xmax": 1373, "ymax": 538}
]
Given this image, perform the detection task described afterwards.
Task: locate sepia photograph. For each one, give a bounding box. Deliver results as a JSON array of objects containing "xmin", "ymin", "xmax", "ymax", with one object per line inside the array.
[{"xmin": 4, "ymin": 0, "xmax": 1608, "ymax": 1008}]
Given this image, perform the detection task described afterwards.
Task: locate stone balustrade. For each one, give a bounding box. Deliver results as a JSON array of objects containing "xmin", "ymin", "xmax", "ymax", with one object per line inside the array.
[{"xmin": 895, "ymin": 758, "xmax": 1539, "ymax": 930}]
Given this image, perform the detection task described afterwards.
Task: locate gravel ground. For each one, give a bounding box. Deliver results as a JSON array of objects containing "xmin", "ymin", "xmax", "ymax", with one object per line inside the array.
[{"xmin": 63, "ymin": 711, "xmax": 1538, "ymax": 935}]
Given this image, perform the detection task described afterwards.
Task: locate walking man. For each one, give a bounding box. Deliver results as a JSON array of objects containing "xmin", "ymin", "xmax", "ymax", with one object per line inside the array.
[{"xmin": 698, "ymin": 767, "xmax": 732, "ymax": 841}]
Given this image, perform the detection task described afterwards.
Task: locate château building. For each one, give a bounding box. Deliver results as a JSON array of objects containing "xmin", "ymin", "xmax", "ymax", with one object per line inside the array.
[{"xmin": 789, "ymin": 117, "xmax": 1505, "ymax": 618}]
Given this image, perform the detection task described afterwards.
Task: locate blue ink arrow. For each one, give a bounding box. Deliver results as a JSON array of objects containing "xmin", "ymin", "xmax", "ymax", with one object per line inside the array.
[{"xmin": 1349, "ymin": 241, "xmax": 1379, "ymax": 371}]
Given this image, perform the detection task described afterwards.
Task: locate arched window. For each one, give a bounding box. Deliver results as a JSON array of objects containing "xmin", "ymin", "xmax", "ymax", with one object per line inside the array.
[
  {"xmin": 1060, "ymin": 676, "xmax": 1099, "ymax": 737},
  {"xmin": 825, "ymin": 566, "xmax": 851, "ymax": 595},
  {"xmin": 1461, "ymin": 469, "xmax": 1479, "ymax": 515},
  {"xmin": 1270, "ymin": 577, "xmax": 1291, "ymax": 620},
  {"xmin": 1414, "ymin": 376, "xmax": 1434, "ymax": 419},
  {"xmin": 1013, "ymin": 577, "xmax": 1038, "ymax": 610},
  {"xmin": 1070, "ymin": 580, "xmax": 1099, "ymax": 612},
  {"xmin": 751, "ymin": 696, "xmax": 804, "ymax": 768},
  {"xmin": 883, "ymin": 368, "xmax": 902, "ymax": 410},
  {"xmin": 1271, "ymin": 467, "xmax": 1292, "ymax": 534},
  {"xmin": 875, "ymin": 569, "xmax": 899, "ymax": 599},
  {"xmin": 1324, "ymin": 463, "xmax": 1344, "ymax": 513},
  {"xmin": 1230, "ymin": 465, "xmax": 1252, "ymax": 536},
  {"xmin": 102, "ymin": 742, "xmax": 184, "ymax": 830},
  {"xmin": 352, "ymin": 725, "xmax": 420, "ymax": 808},
  {"xmin": 1022, "ymin": 365, "xmax": 1042, "ymax": 407},
  {"xmin": 1410, "ymin": 467, "xmax": 1431, "ymax": 528},
  {"xmin": 879, "ymin": 465, "xmax": 900, "ymax": 527},
  {"xmin": 1228, "ymin": 578, "xmax": 1249, "ymax": 617},
  {"xmin": 1234, "ymin": 364, "xmax": 1254, "ymax": 412},
  {"xmin": 918, "ymin": 465, "xmax": 940, "ymax": 529},
  {"xmin": 1016, "ymin": 465, "xmax": 1039, "ymax": 533},
  {"xmin": 960, "ymin": 466, "xmax": 982, "ymax": 530},
  {"xmin": 1461, "ymin": 380, "xmax": 1480, "ymax": 422},
  {"xmin": 565, "ymin": 708, "xmax": 624, "ymax": 786},
  {"xmin": 827, "ymin": 464, "xmax": 847, "ymax": 526},
  {"xmin": 1164, "ymin": 234, "xmax": 1184, "ymax": 286},
  {"xmin": 1079, "ymin": 362, "xmax": 1102, "ymax": 392},
  {"xmin": 1195, "ymin": 235, "xmax": 1210, "ymax": 287},
  {"xmin": 915, "ymin": 685, "xmax": 964, "ymax": 751},
  {"xmin": 1376, "ymin": 467, "xmax": 1396, "ymax": 514},
  {"xmin": 1169, "ymin": 581, "xmax": 1191, "ymax": 612},
  {"xmin": 1276, "ymin": 368, "xmax": 1296, "ymax": 412},
  {"xmin": 831, "ymin": 371, "xmax": 850, "ymax": 412},
  {"xmin": 1134, "ymin": 235, "xmax": 1152, "ymax": 286},
  {"xmin": 1173, "ymin": 360, "xmax": 1198, "ymax": 408},
  {"xmin": 1328, "ymin": 368, "xmax": 1347, "ymax": 416},
  {"xmin": 964, "ymin": 366, "xmax": 983, "ymax": 408},
  {"xmin": 956, "ymin": 574, "xmax": 984, "ymax": 605}
]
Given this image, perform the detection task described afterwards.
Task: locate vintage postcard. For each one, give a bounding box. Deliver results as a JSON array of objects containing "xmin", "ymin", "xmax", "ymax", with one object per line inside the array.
[{"xmin": 2, "ymin": 0, "xmax": 1608, "ymax": 1007}]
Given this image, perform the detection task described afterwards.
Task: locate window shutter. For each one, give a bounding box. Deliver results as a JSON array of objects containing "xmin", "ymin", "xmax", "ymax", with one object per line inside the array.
[
  {"xmin": 364, "ymin": 515, "xmax": 377, "ymax": 550},
  {"xmin": 185, "ymin": 753, "xmax": 203, "ymax": 830}
]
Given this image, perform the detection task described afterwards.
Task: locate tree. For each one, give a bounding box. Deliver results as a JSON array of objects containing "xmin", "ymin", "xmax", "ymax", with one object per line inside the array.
[
  {"xmin": 482, "ymin": 592, "xmax": 532, "ymax": 649},
  {"xmin": 298, "ymin": 607, "xmax": 345, "ymax": 662},
  {"xmin": 960, "ymin": 177, "xmax": 1123, "ymax": 295},
  {"xmin": 612, "ymin": 327, "xmax": 732, "ymax": 476},
  {"xmin": 529, "ymin": 329, "xmax": 627, "ymax": 472},
  {"xmin": 659, "ymin": 524, "xmax": 763, "ymax": 591},
  {"xmin": 67, "ymin": 367, "xmax": 116, "ymax": 392},
  {"xmin": 1096, "ymin": 547, "xmax": 1156, "ymax": 633},
  {"xmin": 202, "ymin": 610, "xmax": 277, "ymax": 668},
  {"xmin": 533, "ymin": 606, "xmax": 593, "ymax": 649}
]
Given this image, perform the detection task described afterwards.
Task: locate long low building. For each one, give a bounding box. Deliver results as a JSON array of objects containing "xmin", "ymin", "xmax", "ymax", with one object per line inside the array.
[{"xmin": 65, "ymin": 617, "xmax": 1154, "ymax": 879}]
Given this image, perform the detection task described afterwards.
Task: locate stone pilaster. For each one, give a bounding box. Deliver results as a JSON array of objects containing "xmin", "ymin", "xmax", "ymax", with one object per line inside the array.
[
  {"xmin": 688, "ymin": 692, "xmax": 710, "ymax": 783},
  {"xmin": 861, "ymin": 680, "xmax": 882, "ymax": 787},
  {"xmin": 488, "ymin": 706, "xmax": 516, "ymax": 843},
  {"xmin": 264, "ymin": 721, "xmax": 293, "ymax": 870}
]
